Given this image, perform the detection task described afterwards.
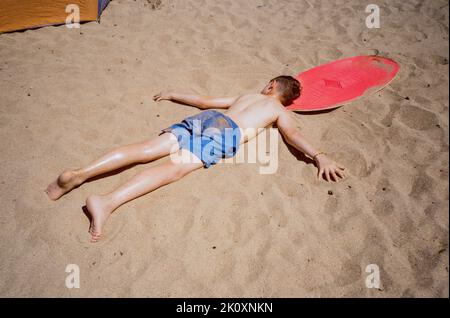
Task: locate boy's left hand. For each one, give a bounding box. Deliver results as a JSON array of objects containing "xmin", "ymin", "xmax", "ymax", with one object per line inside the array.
[{"xmin": 315, "ymin": 154, "xmax": 346, "ymax": 182}]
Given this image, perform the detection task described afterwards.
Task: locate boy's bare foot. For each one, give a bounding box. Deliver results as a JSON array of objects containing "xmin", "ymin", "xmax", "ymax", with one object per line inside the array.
[
  {"xmin": 45, "ymin": 170, "xmax": 83, "ymax": 200},
  {"xmin": 86, "ymin": 195, "xmax": 113, "ymax": 243}
]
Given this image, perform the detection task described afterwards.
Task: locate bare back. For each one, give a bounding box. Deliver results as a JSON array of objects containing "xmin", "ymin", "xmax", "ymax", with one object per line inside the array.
[{"xmin": 225, "ymin": 94, "xmax": 284, "ymax": 143}]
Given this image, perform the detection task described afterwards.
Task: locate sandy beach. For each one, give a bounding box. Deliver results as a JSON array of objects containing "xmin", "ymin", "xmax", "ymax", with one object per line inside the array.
[{"xmin": 0, "ymin": 0, "xmax": 448, "ymax": 297}]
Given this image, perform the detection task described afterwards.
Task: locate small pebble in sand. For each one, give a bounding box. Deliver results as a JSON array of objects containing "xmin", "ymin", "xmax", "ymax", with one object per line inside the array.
[{"xmin": 328, "ymin": 190, "xmax": 333, "ymax": 195}]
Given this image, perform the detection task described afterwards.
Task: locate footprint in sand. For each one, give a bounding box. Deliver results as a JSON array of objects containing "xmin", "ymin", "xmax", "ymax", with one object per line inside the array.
[
  {"xmin": 408, "ymin": 249, "xmax": 439, "ymax": 288},
  {"xmin": 372, "ymin": 198, "xmax": 395, "ymax": 217},
  {"xmin": 396, "ymin": 105, "xmax": 439, "ymax": 131},
  {"xmin": 145, "ymin": 0, "xmax": 163, "ymax": 10},
  {"xmin": 430, "ymin": 55, "xmax": 449, "ymax": 66},
  {"xmin": 333, "ymin": 259, "xmax": 362, "ymax": 287},
  {"xmin": 409, "ymin": 171, "xmax": 435, "ymax": 201},
  {"xmin": 334, "ymin": 147, "xmax": 375, "ymax": 178}
]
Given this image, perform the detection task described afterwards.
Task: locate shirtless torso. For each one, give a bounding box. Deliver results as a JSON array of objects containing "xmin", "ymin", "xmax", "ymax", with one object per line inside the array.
[{"xmin": 225, "ymin": 94, "xmax": 282, "ymax": 143}]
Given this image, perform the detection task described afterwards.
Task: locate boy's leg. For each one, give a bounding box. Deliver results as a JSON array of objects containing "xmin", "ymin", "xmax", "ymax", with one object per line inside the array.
[
  {"xmin": 46, "ymin": 133, "xmax": 179, "ymax": 200},
  {"xmin": 86, "ymin": 149, "xmax": 203, "ymax": 242}
]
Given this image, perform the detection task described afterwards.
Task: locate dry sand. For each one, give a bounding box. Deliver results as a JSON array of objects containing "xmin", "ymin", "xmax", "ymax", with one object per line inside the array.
[{"xmin": 0, "ymin": 0, "xmax": 448, "ymax": 297}]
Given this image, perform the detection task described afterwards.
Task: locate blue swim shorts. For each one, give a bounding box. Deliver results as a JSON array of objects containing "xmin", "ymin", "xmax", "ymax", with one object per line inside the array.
[{"xmin": 160, "ymin": 110, "xmax": 242, "ymax": 168}]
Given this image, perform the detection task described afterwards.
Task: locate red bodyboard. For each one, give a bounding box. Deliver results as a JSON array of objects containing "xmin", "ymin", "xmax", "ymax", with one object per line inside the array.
[{"xmin": 288, "ymin": 55, "xmax": 400, "ymax": 112}]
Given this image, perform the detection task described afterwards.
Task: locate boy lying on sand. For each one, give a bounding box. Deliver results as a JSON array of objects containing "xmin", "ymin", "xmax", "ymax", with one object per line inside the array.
[{"xmin": 46, "ymin": 76, "xmax": 346, "ymax": 242}]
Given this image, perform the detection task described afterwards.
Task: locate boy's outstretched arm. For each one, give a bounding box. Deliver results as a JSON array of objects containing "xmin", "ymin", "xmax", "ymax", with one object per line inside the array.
[
  {"xmin": 153, "ymin": 92, "xmax": 237, "ymax": 109},
  {"xmin": 276, "ymin": 110, "xmax": 346, "ymax": 182}
]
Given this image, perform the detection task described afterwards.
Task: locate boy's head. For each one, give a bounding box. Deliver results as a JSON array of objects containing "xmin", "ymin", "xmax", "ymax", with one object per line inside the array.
[{"xmin": 261, "ymin": 75, "xmax": 302, "ymax": 106}]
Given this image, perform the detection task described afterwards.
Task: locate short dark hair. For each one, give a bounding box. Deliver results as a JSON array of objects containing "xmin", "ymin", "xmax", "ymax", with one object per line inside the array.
[{"xmin": 271, "ymin": 75, "xmax": 302, "ymax": 106}]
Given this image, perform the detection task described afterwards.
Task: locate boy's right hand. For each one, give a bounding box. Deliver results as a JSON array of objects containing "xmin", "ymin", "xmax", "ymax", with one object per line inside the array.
[{"xmin": 153, "ymin": 92, "xmax": 172, "ymax": 102}]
